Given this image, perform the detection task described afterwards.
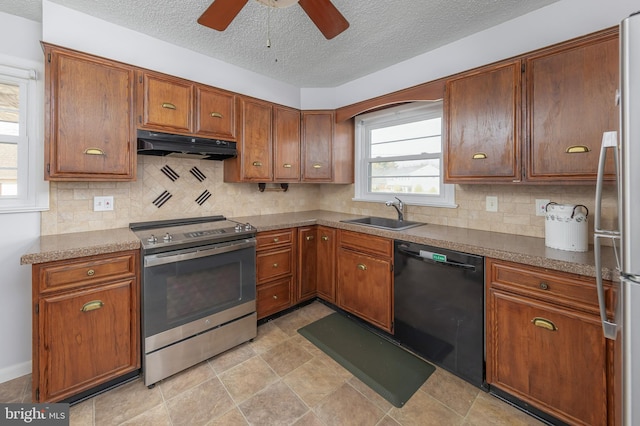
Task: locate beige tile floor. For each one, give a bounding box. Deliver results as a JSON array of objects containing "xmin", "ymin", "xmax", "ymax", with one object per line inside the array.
[{"xmin": 0, "ymin": 302, "xmax": 545, "ymax": 425}]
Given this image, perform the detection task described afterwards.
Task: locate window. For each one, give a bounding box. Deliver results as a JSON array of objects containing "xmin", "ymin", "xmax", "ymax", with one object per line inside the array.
[
  {"xmin": 0, "ymin": 62, "xmax": 48, "ymax": 213},
  {"xmin": 354, "ymin": 101, "xmax": 455, "ymax": 208}
]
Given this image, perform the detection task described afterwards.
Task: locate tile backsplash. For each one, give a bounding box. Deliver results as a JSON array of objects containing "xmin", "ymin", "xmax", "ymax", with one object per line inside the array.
[{"xmin": 42, "ymin": 156, "xmax": 617, "ymax": 242}]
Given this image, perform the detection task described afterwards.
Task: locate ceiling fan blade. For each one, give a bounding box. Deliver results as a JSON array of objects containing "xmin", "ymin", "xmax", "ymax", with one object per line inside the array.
[
  {"xmin": 298, "ymin": 0, "xmax": 349, "ymax": 40},
  {"xmin": 197, "ymin": 0, "xmax": 249, "ymax": 31}
]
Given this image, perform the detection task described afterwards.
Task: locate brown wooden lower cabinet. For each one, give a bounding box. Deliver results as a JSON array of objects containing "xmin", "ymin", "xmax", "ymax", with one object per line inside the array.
[
  {"xmin": 297, "ymin": 226, "xmax": 318, "ymax": 302},
  {"xmin": 336, "ymin": 230, "xmax": 393, "ymax": 333},
  {"xmin": 256, "ymin": 228, "xmax": 296, "ymax": 319},
  {"xmin": 486, "ymin": 257, "xmax": 615, "ymax": 426},
  {"xmin": 316, "ymin": 226, "xmax": 336, "ymax": 303},
  {"xmin": 32, "ymin": 250, "xmax": 140, "ymax": 403}
]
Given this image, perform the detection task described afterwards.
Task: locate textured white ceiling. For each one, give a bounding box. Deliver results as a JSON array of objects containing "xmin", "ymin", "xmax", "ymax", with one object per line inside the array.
[{"xmin": 1, "ymin": 0, "xmax": 559, "ymax": 87}]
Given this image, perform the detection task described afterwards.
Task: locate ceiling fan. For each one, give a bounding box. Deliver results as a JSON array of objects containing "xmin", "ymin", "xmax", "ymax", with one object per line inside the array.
[{"xmin": 197, "ymin": 0, "xmax": 349, "ymax": 40}]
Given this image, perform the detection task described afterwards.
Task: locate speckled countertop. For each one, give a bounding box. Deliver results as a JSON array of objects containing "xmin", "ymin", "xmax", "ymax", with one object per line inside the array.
[{"xmin": 20, "ymin": 210, "xmax": 618, "ymax": 280}]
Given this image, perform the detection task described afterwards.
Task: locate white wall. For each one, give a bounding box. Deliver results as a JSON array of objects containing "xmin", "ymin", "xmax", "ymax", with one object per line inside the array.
[
  {"xmin": 0, "ymin": 12, "xmax": 43, "ymax": 383},
  {"xmin": 301, "ymin": 0, "xmax": 640, "ymax": 109}
]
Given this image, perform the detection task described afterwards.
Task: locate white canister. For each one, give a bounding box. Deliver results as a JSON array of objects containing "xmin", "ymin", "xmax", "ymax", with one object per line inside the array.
[{"xmin": 544, "ymin": 203, "xmax": 589, "ymax": 252}]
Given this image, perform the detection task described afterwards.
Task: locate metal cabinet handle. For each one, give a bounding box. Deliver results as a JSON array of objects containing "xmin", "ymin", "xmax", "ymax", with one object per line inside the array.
[
  {"xmin": 321, "ymin": 236, "xmax": 329, "ymax": 241},
  {"xmin": 273, "ymin": 295, "xmax": 278, "ymax": 300},
  {"xmin": 161, "ymin": 102, "xmax": 176, "ymax": 110},
  {"xmin": 210, "ymin": 112, "xmax": 223, "ymax": 118},
  {"xmin": 86, "ymin": 269, "xmax": 95, "ymax": 276},
  {"xmin": 565, "ymin": 145, "xmax": 590, "ymax": 153},
  {"xmin": 357, "ymin": 263, "xmax": 367, "ymax": 271},
  {"xmin": 312, "ymin": 164, "xmax": 322, "ymax": 169},
  {"xmin": 83, "ymin": 148, "xmax": 105, "ymax": 156},
  {"xmin": 253, "ymin": 161, "xmax": 263, "ymax": 167},
  {"xmin": 272, "ymin": 263, "xmax": 279, "ymax": 268},
  {"xmin": 531, "ymin": 317, "xmax": 557, "ymax": 331},
  {"xmin": 472, "ymin": 152, "xmax": 487, "ymax": 159},
  {"xmin": 539, "ymin": 282, "xmax": 549, "ymax": 290},
  {"xmin": 81, "ymin": 300, "xmax": 104, "ymax": 312},
  {"xmin": 272, "ymin": 238, "xmax": 279, "ymax": 243},
  {"xmin": 306, "ymin": 235, "xmax": 314, "ymax": 241},
  {"xmin": 283, "ymin": 163, "xmax": 292, "ymax": 168}
]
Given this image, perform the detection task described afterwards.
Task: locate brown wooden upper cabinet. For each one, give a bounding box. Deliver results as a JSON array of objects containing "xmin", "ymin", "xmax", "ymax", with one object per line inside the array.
[
  {"xmin": 44, "ymin": 44, "xmax": 136, "ymax": 181},
  {"xmin": 274, "ymin": 105, "xmax": 302, "ymax": 182},
  {"xmin": 444, "ymin": 27, "xmax": 618, "ymax": 184},
  {"xmin": 137, "ymin": 70, "xmax": 237, "ymax": 141},
  {"xmin": 302, "ymin": 111, "xmax": 334, "ymax": 182}
]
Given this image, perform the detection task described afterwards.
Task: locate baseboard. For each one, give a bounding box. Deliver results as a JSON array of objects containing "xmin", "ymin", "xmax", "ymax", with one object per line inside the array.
[{"xmin": 0, "ymin": 360, "xmax": 31, "ymax": 384}]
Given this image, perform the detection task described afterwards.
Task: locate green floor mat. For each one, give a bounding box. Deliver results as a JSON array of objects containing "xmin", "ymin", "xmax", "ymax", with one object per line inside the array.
[{"xmin": 298, "ymin": 312, "xmax": 435, "ymax": 407}]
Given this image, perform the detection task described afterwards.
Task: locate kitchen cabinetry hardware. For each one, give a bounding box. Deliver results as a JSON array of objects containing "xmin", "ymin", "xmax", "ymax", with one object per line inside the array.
[
  {"xmin": 86, "ymin": 269, "xmax": 95, "ymax": 276},
  {"xmin": 306, "ymin": 235, "xmax": 314, "ymax": 241},
  {"xmin": 83, "ymin": 148, "xmax": 105, "ymax": 156},
  {"xmin": 531, "ymin": 317, "xmax": 558, "ymax": 331},
  {"xmin": 273, "ymin": 295, "xmax": 278, "ymax": 299},
  {"xmin": 472, "ymin": 152, "xmax": 487, "ymax": 159},
  {"xmin": 565, "ymin": 145, "xmax": 590, "ymax": 153},
  {"xmin": 322, "ymin": 236, "xmax": 329, "ymax": 241},
  {"xmin": 252, "ymin": 161, "xmax": 262, "ymax": 167},
  {"xmin": 273, "ymin": 238, "xmax": 279, "ymax": 242},
  {"xmin": 312, "ymin": 164, "xmax": 322, "ymax": 168},
  {"xmin": 539, "ymin": 282, "xmax": 549, "ymax": 290},
  {"xmin": 81, "ymin": 300, "xmax": 104, "ymax": 312},
  {"xmin": 272, "ymin": 263, "xmax": 279, "ymax": 268},
  {"xmin": 283, "ymin": 163, "xmax": 292, "ymax": 168},
  {"xmin": 357, "ymin": 263, "xmax": 367, "ymax": 270},
  {"xmin": 210, "ymin": 112, "xmax": 223, "ymax": 118},
  {"xmin": 161, "ymin": 102, "xmax": 176, "ymax": 110}
]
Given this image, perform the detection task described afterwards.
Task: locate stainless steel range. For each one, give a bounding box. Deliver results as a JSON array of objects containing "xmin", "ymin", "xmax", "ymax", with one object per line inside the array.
[{"xmin": 130, "ymin": 215, "xmax": 257, "ymax": 387}]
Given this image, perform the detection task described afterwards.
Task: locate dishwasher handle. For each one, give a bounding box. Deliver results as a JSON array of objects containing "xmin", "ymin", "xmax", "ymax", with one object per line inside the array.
[{"xmin": 397, "ymin": 245, "xmax": 477, "ymax": 271}]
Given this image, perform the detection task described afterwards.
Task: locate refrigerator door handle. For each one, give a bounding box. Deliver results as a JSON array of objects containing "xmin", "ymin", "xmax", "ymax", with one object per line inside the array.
[
  {"xmin": 594, "ymin": 131, "xmax": 619, "ymax": 235},
  {"xmin": 594, "ymin": 233, "xmax": 620, "ymax": 340}
]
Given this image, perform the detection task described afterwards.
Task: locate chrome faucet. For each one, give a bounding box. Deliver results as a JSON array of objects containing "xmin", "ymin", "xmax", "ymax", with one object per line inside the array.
[{"xmin": 385, "ymin": 197, "xmax": 405, "ymax": 221}]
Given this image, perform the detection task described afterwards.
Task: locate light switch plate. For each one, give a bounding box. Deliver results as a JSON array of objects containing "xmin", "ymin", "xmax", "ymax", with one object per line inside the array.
[
  {"xmin": 535, "ymin": 199, "xmax": 550, "ymax": 216},
  {"xmin": 94, "ymin": 196, "xmax": 114, "ymax": 211},
  {"xmin": 486, "ymin": 196, "xmax": 498, "ymax": 212}
]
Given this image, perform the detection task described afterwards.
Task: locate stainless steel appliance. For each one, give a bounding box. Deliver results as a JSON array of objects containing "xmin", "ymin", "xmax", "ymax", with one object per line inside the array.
[
  {"xmin": 130, "ymin": 216, "xmax": 257, "ymax": 387},
  {"xmin": 393, "ymin": 241, "xmax": 485, "ymax": 388},
  {"xmin": 594, "ymin": 11, "xmax": 640, "ymax": 426}
]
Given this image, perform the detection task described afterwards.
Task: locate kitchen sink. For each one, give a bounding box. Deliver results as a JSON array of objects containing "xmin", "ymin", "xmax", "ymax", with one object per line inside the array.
[{"xmin": 341, "ymin": 216, "xmax": 425, "ymax": 231}]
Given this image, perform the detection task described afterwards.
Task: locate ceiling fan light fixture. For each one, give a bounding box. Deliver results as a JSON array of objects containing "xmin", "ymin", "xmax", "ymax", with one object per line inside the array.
[{"xmin": 255, "ymin": 0, "xmax": 299, "ymax": 8}]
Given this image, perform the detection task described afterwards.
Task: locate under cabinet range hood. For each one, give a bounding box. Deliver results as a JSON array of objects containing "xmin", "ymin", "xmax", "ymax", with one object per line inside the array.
[{"xmin": 136, "ymin": 130, "xmax": 237, "ymax": 160}]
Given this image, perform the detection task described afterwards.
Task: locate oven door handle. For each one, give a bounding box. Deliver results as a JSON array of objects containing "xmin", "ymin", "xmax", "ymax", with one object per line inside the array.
[{"xmin": 144, "ymin": 238, "xmax": 256, "ymax": 267}]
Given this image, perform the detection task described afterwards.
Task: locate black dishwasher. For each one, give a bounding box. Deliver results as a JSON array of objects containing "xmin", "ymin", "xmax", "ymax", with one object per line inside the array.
[{"xmin": 393, "ymin": 240, "xmax": 485, "ymax": 389}]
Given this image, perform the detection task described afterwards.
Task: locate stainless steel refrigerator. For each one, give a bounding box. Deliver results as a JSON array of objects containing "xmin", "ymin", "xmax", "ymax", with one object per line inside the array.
[{"xmin": 595, "ymin": 10, "xmax": 640, "ymax": 426}]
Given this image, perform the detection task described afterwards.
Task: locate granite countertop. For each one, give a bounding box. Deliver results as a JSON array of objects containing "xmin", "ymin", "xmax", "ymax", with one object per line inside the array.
[{"xmin": 20, "ymin": 210, "xmax": 618, "ymax": 281}]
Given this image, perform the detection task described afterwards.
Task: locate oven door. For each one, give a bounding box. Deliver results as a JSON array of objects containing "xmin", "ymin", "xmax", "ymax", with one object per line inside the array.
[{"xmin": 142, "ymin": 238, "xmax": 256, "ymax": 350}]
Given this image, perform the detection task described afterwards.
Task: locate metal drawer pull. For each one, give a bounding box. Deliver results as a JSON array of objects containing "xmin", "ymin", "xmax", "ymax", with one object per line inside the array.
[
  {"xmin": 273, "ymin": 295, "xmax": 278, "ymax": 300},
  {"xmin": 86, "ymin": 269, "xmax": 95, "ymax": 276},
  {"xmin": 81, "ymin": 300, "xmax": 104, "ymax": 312},
  {"xmin": 273, "ymin": 238, "xmax": 279, "ymax": 242},
  {"xmin": 539, "ymin": 282, "xmax": 549, "ymax": 290},
  {"xmin": 253, "ymin": 161, "xmax": 263, "ymax": 167},
  {"xmin": 565, "ymin": 145, "xmax": 590, "ymax": 153},
  {"xmin": 272, "ymin": 263, "xmax": 279, "ymax": 268},
  {"xmin": 532, "ymin": 317, "xmax": 558, "ymax": 331},
  {"xmin": 306, "ymin": 236, "xmax": 314, "ymax": 241},
  {"xmin": 472, "ymin": 152, "xmax": 487, "ymax": 159},
  {"xmin": 357, "ymin": 263, "xmax": 367, "ymax": 271},
  {"xmin": 283, "ymin": 163, "xmax": 292, "ymax": 168},
  {"xmin": 322, "ymin": 236, "xmax": 329, "ymax": 241},
  {"xmin": 83, "ymin": 148, "xmax": 105, "ymax": 156},
  {"xmin": 161, "ymin": 102, "xmax": 177, "ymax": 110},
  {"xmin": 312, "ymin": 164, "xmax": 322, "ymax": 169},
  {"xmin": 210, "ymin": 112, "xmax": 223, "ymax": 118}
]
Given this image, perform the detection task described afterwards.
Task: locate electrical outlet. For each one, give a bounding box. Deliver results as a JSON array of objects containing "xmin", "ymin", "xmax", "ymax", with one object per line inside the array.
[
  {"xmin": 535, "ymin": 199, "xmax": 550, "ymax": 216},
  {"xmin": 93, "ymin": 196, "xmax": 114, "ymax": 211},
  {"xmin": 486, "ymin": 196, "xmax": 498, "ymax": 212}
]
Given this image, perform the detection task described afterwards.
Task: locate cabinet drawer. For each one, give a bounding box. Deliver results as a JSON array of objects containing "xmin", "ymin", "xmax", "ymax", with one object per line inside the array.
[
  {"xmin": 257, "ymin": 277, "xmax": 293, "ymax": 319},
  {"xmin": 257, "ymin": 229, "xmax": 294, "ymax": 250},
  {"xmin": 338, "ymin": 230, "xmax": 392, "ymax": 258},
  {"xmin": 257, "ymin": 247, "xmax": 293, "ymax": 283},
  {"xmin": 38, "ymin": 252, "xmax": 138, "ymax": 293},
  {"xmin": 488, "ymin": 259, "xmax": 611, "ymax": 313}
]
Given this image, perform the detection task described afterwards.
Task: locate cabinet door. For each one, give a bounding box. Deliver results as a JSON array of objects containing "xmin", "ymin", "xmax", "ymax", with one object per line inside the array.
[
  {"xmin": 273, "ymin": 105, "xmax": 301, "ymax": 182},
  {"xmin": 444, "ymin": 60, "xmax": 521, "ymax": 183},
  {"xmin": 336, "ymin": 247, "xmax": 393, "ymax": 332},
  {"xmin": 298, "ymin": 226, "xmax": 318, "ymax": 301},
  {"xmin": 37, "ymin": 279, "xmax": 139, "ymax": 402},
  {"xmin": 526, "ymin": 29, "xmax": 618, "ymax": 181},
  {"xmin": 487, "ymin": 290, "xmax": 608, "ymax": 425},
  {"xmin": 195, "ymin": 85, "xmax": 236, "ymax": 140},
  {"xmin": 240, "ymin": 98, "xmax": 272, "ymax": 181},
  {"xmin": 45, "ymin": 46, "xmax": 135, "ymax": 180},
  {"xmin": 302, "ymin": 111, "xmax": 333, "ymax": 181},
  {"xmin": 316, "ymin": 226, "xmax": 336, "ymax": 302},
  {"xmin": 139, "ymin": 72, "xmax": 192, "ymax": 133},
  {"xmin": 257, "ymin": 276, "xmax": 294, "ymax": 320}
]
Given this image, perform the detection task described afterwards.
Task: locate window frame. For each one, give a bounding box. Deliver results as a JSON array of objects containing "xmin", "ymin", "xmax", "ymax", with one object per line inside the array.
[
  {"xmin": 0, "ymin": 59, "xmax": 48, "ymax": 213},
  {"xmin": 353, "ymin": 101, "xmax": 456, "ymax": 208}
]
